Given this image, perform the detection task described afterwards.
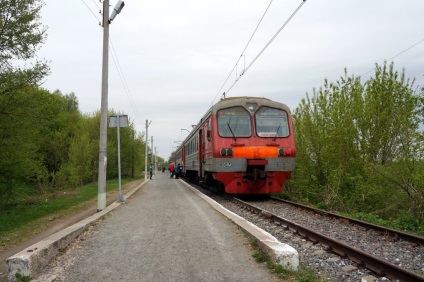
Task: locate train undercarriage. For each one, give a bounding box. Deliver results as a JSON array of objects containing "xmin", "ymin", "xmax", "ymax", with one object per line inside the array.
[{"xmin": 184, "ymin": 165, "xmax": 291, "ymax": 195}]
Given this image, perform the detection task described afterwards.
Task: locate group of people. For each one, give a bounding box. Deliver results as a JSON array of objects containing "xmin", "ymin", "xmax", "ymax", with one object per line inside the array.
[
  {"xmin": 148, "ymin": 163, "xmax": 182, "ymax": 180},
  {"xmin": 168, "ymin": 163, "xmax": 181, "ymax": 179}
]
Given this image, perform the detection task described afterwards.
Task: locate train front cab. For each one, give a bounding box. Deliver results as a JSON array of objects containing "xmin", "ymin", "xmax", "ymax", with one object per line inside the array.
[{"xmin": 203, "ymin": 98, "xmax": 296, "ymax": 194}]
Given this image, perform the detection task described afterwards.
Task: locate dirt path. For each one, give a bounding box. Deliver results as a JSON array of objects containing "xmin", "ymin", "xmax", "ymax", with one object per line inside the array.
[{"xmin": 0, "ymin": 178, "xmax": 145, "ymax": 281}]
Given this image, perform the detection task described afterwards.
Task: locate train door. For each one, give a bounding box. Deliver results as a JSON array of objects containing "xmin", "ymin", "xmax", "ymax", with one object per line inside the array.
[
  {"xmin": 182, "ymin": 144, "xmax": 185, "ymax": 176},
  {"xmin": 199, "ymin": 128, "xmax": 204, "ymax": 181}
]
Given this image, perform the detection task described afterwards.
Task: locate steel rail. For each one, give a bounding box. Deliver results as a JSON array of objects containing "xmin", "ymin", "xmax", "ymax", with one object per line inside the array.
[
  {"xmin": 270, "ymin": 196, "xmax": 424, "ymax": 245},
  {"xmin": 232, "ymin": 197, "xmax": 424, "ymax": 282}
]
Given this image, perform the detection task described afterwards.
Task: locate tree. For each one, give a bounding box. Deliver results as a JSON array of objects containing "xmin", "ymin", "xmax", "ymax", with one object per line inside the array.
[
  {"xmin": 0, "ymin": 0, "xmax": 50, "ymax": 200},
  {"xmin": 55, "ymin": 133, "xmax": 97, "ymax": 187},
  {"xmin": 0, "ymin": 87, "xmax": 57, "ymax": 202},
  {"xmin": 53, "ymin": 111, "xmax": 148, "ymax": 188},
  {"xmin": 39, "ymin": 90, "xmax": 81, "ymax": 181},
  {"xmin": 360, "ymin": 63, "xmax": 424, "ymax": 218},
  {"xmin": 54, "ymin": 112, "xmax": 100, "ymax": 188},
  {"xmin": 291, "ymin": 62, "xmax": 424, "ymax": 220},
  {"xmin": 0, "ymin": 0, "xmax": 49, "ymax": 95},
  {"xmin": 292, "ymin": 71, "xmax": 365, "ymax": 210},
  {"xmin": 360, "ymin": 62, "xmax": 419, "ymax": 164}
]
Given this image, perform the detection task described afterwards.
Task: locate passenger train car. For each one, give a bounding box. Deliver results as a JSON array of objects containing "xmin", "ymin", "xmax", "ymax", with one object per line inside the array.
[{"xmin": 171, "ymin": 96, "xmax": 296, "ymax": 194}]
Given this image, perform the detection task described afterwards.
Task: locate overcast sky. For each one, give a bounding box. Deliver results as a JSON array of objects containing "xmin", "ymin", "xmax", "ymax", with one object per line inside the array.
[{"xmin": 38, "ymin": 0, "xmax": 424, "ymax": 160}]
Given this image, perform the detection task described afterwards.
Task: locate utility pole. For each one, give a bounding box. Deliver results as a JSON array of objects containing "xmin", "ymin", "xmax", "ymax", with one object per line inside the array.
[
  {"xmin": 145, "ymin": 120, "xmax": 151, "ymax": 181},
  {"xmin": 154, "ymin": 146, "xmax": 157, "ymax": 173},
  {"xmin": 131, "ymin": 128, "xmax": 134, "ymax": 177},
  {"xmin": 97, "ymin": 0, "xmax": 125, "ymax": 212},
  {"xmin": 97, "ymin": 0, "xmax": 110, "ymax": 212},
  {"xmin": 151, "ymin": 136, "xmax": 154, "ymax": 169}
]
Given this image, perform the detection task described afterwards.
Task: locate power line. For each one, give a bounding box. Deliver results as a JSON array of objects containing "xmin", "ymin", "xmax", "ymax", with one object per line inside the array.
[
  {"xmin": 210, "ymin": 1, "xmax": 274, "ymax": 107},
  {"xmin": 82, "ymin": 0, "xmax": 144, "ymax": 132},
  {"xmin": 80, "ymin": 0, "xmax": 101, "ymax": 23},
  {"xmin": 81, "ymin": 1, "xmax": 142, "ymax": 128},
  {"xmin": 360, "ymin": 37, "xmax": 424, "ymax": 77},
  {"xmin": 224, "ymin": 0, "xmax": 307, "ymax": 96},
  {"xmin": 109, "ymin": 37, "xmax": 145, "ymax": 128},
  {"xmin": 91, "ymin": 0, "xmax": 101, "ymax": 10},
  {"xmin": 209, "ymin": 0, "xmax": 274, "ymax": 110},
  {"xmin": 109, "ymin": 44, "xmax": 145, "ymax": 129}
]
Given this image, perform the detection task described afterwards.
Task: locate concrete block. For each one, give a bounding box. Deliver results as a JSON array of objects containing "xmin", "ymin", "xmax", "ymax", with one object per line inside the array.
[
  {"xmin": 263, "ymin": 239, "xmax": 299, "ymax": 271},
  {"xmin": 7, "ymin": 223, "xmax": 87, "ymax": 282}
]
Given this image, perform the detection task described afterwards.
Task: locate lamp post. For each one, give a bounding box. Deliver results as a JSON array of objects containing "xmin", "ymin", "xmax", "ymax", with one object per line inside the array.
[{"xmin": 97, "ymin": 0, "xmax": 125, "ymax": 212}]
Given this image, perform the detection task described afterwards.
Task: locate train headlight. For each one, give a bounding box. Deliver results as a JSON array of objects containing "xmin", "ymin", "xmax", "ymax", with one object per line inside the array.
[
  {"xmin": 220, "ymin": 148, "xmax": 233, "ymax": 156},
  {"xmin": 279, "ymin": 148, "xmax": 291, "ymax": 156}
]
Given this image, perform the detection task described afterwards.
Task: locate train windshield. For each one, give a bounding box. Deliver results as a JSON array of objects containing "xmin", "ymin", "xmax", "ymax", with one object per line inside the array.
[
  {"xmin": 217, "ymin": 107, "xmax": 252, "ymax": 137},
  {"xmin": 255, "ymin": 107, "xmax": 289, "ymax": 138}
]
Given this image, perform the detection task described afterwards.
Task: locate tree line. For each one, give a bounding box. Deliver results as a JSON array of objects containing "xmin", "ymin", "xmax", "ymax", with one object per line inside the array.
[
  {"xmin": 0, "ymin": 0, "xmax": 152, "ymax": 206},
  {"xmin": 288, "ymin": 63, "xmax": 424, "ymax": 227},
  {"xmin": 0, "ymin": 86, "xmax": 149, "ymax": 204}
]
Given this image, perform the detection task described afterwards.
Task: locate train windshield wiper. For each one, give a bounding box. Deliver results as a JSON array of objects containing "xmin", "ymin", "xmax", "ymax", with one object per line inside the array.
[
  {"xmin": 273, "ymin": 124, "xmax": 281, "ymax": 140},
  {"xmin": 227, "ymin": 122, "xmax": 237, "ymax": 141}
]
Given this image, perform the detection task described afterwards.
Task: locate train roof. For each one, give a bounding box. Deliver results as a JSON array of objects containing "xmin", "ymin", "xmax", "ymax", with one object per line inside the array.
[
  {"xmin": 209, "ymin": 96, "xmax": 291, "ymax": 114},
  {"xmin": 173, "ymin": 96, "xmax": 292, "ymax": 154},
  {"xmin": 196, "ymin": 96, "xmax": 291, "ymax": 127}
]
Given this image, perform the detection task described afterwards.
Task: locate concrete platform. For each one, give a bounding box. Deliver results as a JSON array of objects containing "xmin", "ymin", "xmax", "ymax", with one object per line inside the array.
[{"xmin": 7, "ymin": 172, "xmax": 298, "ymax": 281}]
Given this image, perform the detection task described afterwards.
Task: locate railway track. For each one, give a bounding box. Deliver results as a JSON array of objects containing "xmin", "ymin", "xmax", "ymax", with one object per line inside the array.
[
  {"xmin": 269, "ymin": 196, "xmax": 424, "ymax": 246},
  {"xmin": 188, "ymin": 180, "xmax": 424, "ymax": 281},
  {"xmin": 232, "ymin": 196, "xmax": 424, "ymax": 282}
]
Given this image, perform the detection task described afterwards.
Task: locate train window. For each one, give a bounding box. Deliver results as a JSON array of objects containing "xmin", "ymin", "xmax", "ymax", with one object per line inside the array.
[
  {"xmin": 255, "ymin": 107, "xmax": 289, "ymax": 138},
  {"xmin": 195, "ymin": 136, "xmax": 198, "ymax": 152},
  {"xmin": 217, "ymin": 107, "xmax": 252, "ymax": 137},
  {"xmin": 207, "ymin": 119, "xmax": 212, "ymax": 141}
]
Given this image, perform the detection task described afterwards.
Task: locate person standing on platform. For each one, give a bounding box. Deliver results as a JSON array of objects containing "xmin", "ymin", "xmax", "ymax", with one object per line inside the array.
[
  {"xmin": 169, "ymin": 163, "xmax": 175, "ymax": 178},
  {"xmin": 175, "ymin": 163, "xmax": 181, "ymax": 179},
  {"xmin": 149, "ymin": 164, "xmax": 153, "ymax": 180}
]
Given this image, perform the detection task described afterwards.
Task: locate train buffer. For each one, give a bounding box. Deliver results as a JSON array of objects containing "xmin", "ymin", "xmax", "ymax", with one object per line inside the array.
[{"xmin": 7, "ymin": 172, "xmax": 298, "ymax": 281}]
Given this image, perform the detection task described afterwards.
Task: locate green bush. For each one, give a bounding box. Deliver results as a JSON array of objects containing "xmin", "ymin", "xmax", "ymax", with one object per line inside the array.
[{"xmin": 393, "ymin": 210, "xmax": 423, "ymax": 232}]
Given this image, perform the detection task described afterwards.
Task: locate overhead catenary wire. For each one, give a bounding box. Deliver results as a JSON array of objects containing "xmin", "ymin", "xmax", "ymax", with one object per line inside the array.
[
  {"xmin": 209, "ymin": 0, "xmax": 274, "ymax": 110},
  {"xmin": 224, "ymin": 0, "xmax": 307, "ymax": 96}
]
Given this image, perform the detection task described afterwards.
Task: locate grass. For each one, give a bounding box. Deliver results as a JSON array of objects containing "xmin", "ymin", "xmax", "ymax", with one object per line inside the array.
[
  {"xmin": 15, "ymin": 272, "xmax": 30, "ymax": 282},
  {"xmin": 347, "ymin": 211, "xmax": 424, "ymax": 234},
  {"xmin": 0, "ymin": 177, "xmax": 138, "ymax": 251}
]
